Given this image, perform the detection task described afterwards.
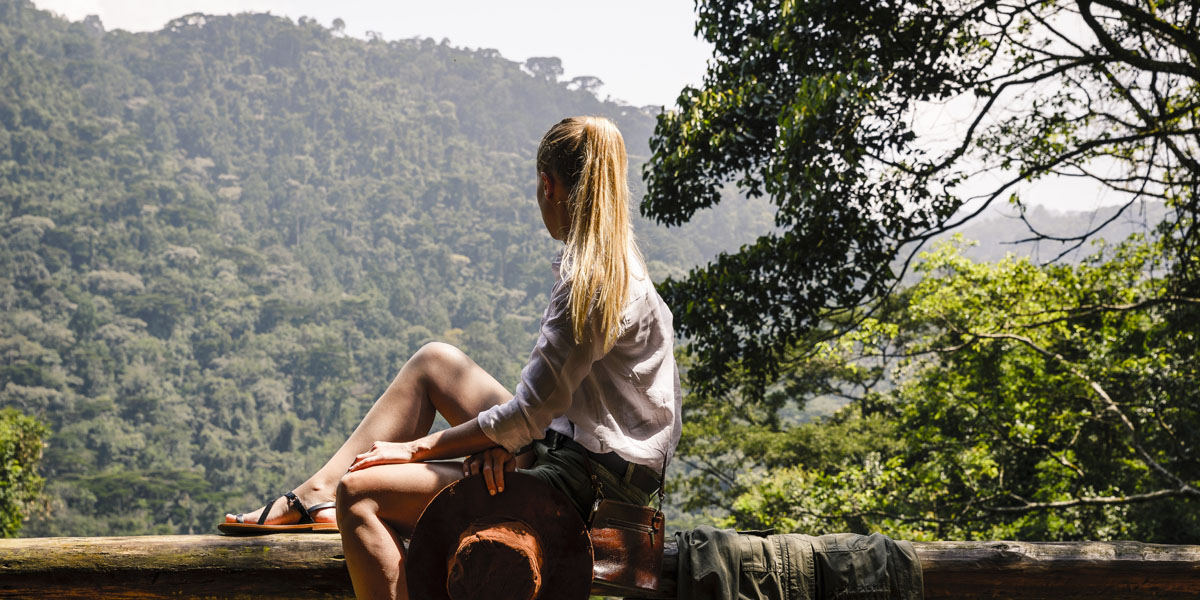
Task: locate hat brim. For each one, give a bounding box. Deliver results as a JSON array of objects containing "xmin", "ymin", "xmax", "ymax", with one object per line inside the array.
[{"xmin": 406, "ymin": 472, "xmax": 592, "ymax": 600}]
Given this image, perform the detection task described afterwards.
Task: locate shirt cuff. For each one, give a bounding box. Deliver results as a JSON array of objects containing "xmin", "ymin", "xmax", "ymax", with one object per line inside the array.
[{"xmin": 477, "ymin": 401, "xmax": 533, "ymax": 453}]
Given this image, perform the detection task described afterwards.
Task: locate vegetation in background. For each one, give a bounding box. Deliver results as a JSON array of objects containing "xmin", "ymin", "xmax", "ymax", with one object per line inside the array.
[
  {"xmin": 693, "ymin": 238, "xmax": 1198, "ymax": 541},
  {"xmin": 0, "ymin": 1, "xmax": 774, "ymax": 535},
  {"xmin": 647, "ymin": 0, "xmax": 1199, "ymax": 541},
  {"xmin": 4, "ymin": 0, "xmax": 1196, "ymax": 543},
  {"xmin": 0, "ymin": 409, "xmax": 45, "ymax": 537},
  {"xmin": 645, "ymin": 0, "xmax": 1198, "ymax": 398}
]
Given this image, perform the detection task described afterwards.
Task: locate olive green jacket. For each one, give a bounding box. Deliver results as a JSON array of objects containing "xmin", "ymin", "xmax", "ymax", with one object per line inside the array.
[{"xmin": 675, "ymin": 526, "xmax": 923, "ymax": 600}]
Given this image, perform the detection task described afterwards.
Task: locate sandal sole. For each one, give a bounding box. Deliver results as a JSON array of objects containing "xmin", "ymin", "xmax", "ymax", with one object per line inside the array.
[{"xmin": 217, "ymin": 522, "xmax": 339, "ymax": 535}]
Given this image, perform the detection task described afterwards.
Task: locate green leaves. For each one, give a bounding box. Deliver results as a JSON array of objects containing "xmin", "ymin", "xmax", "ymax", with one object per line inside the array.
[
  {"xmin": 643, "ymin": 1, "xmax": 970, "ymax": 398},
  {"xmin": 650, "ymin": 0, "xmax": 1200, "ymax": 539},
  {"xmin": 695, "ymin": 238, "xmax": 1200, "ymax": 541},
  {"xmin": 643, "ymin": 0, "xmax": 1200, "ymax": 403},
  {"xmin": 0, "ymin": 409, "xmax": 46, "ymax": 537}
]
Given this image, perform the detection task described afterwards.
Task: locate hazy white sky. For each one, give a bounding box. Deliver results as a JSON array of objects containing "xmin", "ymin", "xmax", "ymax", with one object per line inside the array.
[{"xmin": 31, "ymin": 0, "xmax": 714, "ymax": 108}]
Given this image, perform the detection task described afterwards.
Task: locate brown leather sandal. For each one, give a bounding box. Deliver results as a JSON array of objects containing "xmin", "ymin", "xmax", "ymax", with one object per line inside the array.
[{"xmin": 218, "ymin": 491, "xmax": 338, "ymax": 535}]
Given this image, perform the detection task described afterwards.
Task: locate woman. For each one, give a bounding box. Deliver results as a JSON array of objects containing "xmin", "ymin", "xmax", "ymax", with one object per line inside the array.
[{"xmin": 222, "ymin": 116, "xmax": 681, "ymax": 599}]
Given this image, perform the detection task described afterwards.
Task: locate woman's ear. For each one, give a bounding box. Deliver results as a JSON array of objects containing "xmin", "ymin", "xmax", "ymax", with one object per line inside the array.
[{"xmin": 539, "ymin": 171, "xmax": 554, "ymax": 202}]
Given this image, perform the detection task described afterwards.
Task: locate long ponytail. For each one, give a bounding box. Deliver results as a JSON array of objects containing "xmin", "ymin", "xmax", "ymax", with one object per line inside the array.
[{"xmin": 537, "ymin": 116, "xmax": 640, "ymax": 352}]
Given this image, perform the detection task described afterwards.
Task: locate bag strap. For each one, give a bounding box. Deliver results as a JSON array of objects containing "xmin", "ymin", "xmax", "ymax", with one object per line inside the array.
[
  {"xmin": 581, "ymin": 449, "xmax": 668, "ymax": 513},
  {"xmin": 567, "ymin": 420, "xmax": 667, "ymax": 513},
  {"xmin": 580, "ymin": 451, "xmax": 605, "ymax": 525},
  {"xmin": 656, "ymin": 457, "xmax": 666, "ymax": 512}
]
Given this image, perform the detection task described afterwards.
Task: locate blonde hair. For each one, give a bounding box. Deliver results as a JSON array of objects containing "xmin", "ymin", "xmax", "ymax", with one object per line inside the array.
[{"xmin": 538, "ymin": 116, "xmax": 641, "ymax": 352}]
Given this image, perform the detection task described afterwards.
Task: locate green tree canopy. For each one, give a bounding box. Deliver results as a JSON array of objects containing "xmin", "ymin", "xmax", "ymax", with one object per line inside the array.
[
  {"xmin": 0, "ymin": 409, "xmax": 46, "ymax": 537},
  {"xmin": 718, "ymin": 238, "xmax": 1200, "ymax": 541},
  {"xmin": 643, "ymin": 0, "xmax": 1200, "ymax": 399},
  {"xmin": 650, "ymin": 0, "xmax": 1200, "ymax": 541}
]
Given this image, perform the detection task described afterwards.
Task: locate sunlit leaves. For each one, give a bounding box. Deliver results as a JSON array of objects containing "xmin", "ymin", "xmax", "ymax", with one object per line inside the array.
[{"xmin": 722, "ymin": 239, "xmax": 1199, "ymax": 541}]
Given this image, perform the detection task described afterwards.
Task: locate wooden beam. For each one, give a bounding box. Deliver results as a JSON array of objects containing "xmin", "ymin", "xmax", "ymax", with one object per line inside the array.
[
  {"xmin": 0, "ymin": 535, "xmax": 1198, "ymax": 599},
  {"xmin": 915, "ymin": 540, "xmax": 1200, "ymax": 599},
  {"xmin": 0, "ymin": 534, "xmax": 353, "ymax": 599},
  {"xmin": 633, "ymin": 539, "xmax": 1200, "ymax": 600}
]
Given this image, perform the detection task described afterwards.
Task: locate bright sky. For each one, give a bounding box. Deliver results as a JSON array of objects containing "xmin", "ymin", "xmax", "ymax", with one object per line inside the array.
[{"xmin": 31, "ymin": 0, "xmax": 714, "ymax": 108}]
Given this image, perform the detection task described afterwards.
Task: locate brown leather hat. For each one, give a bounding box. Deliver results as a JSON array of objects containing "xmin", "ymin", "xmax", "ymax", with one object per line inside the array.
[{"xmin": 406, "ymin": 472, "xmax": 592, "ymax": 600}]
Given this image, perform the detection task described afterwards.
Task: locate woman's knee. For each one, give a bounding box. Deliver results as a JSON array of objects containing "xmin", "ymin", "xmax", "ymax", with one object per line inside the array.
[
  {"xmin": 336, "ymin": 471, "xmax": 376, "ymax": 522},
  {"xmin": 408, "ymin": 342, "xmax": 469, "ymax": 377}
]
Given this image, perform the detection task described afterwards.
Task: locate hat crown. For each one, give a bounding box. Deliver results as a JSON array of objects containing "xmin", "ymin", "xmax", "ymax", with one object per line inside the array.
[{"xmin": 446, "ymin": 520, "xmax": 543, "ymax": 600}]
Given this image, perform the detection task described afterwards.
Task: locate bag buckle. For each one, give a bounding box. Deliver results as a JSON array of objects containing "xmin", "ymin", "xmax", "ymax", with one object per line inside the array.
[{"xmin": 588, "ymin": 496, "xmax": 603, "ymax": 526}]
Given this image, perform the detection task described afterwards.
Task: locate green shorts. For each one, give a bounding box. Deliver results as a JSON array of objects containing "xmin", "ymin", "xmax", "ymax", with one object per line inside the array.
[{"xmin": 519, "ymin": 438, "xmax": 652, "ymax": 519}]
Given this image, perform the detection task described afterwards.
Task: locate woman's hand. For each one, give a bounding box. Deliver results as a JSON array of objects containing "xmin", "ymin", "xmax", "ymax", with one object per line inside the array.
[
  {"xmin": 463, "ymin": 446, "xmax": 518, "ymax": 495},
  {"xmin": 347, "ymin": 441, "xmax": 418, "ymax": 472}
]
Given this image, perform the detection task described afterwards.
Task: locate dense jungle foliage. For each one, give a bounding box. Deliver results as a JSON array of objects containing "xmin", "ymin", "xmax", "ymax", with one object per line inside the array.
[
  {"xmin": 0, "ymin": 1, "xmax": 779, "ymax": 535},
  {"xmin": 650, "ymin": 0, "xmax": 1200, "ymax": 542}
]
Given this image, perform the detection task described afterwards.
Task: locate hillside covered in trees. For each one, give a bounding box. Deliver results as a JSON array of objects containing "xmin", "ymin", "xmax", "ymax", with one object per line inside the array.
[{"xmin": 0, "ymin": 1, "xmax": 774, "ymax": 535}]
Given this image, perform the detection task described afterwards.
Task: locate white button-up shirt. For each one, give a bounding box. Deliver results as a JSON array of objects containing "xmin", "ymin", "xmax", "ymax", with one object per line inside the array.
[{"xmin": 478, "ymin": 252, "xmax": 682, "ymax": 468}]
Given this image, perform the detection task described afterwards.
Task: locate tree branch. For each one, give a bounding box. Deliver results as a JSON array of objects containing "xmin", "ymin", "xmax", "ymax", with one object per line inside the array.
[
  {"xmin": 1012, "ymin": 296, "xmax": 1200, "ymax": 329},
  {"xmin": 1078, "ymin": 0, "xmax": 1200, "ymax": 81},
  {"xmin": 967, "ymin": 330, "xmax": 1199, "ymax": 495},
  {"xmin": 922, "ymin": 58, "xmax": 1103, "ymax": 176},
  {"xmin": 677, "ymin": 457, "xmax": 740, "ymax": 489},
  {"xmin": 1090, "ymin": 0, "xmax": 1200, "ymax": 64},
  {"xmin": 984, "ymin": 486, "xmax": 1195, "ymax": 513},
  {"xmin": 1010, "ymin": 195, "xmax": 1140, "ymax": 244}
]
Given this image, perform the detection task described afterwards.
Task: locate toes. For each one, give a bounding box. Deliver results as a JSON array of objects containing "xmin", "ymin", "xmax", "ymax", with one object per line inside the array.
[
  {"xmin": 225, "ymin": 495, "xmax": 329, "ymax": 526},
  {"xmin": 225, "ymin": 505, "xmax": 267, "ymax": 524}
]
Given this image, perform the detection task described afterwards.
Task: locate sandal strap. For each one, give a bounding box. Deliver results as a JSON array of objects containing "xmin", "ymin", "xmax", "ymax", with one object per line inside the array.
[
  {"xmin": 240, "ymin": 493, "xmax": 331, "ymax": 527},
  {"xmin": 285, "ymin": 491, "xmax": 316, "ymax": 524},
  {"xmin": 256, "ymin": 496, "xmax": 280, "ymax": 526},
  {"xmin": 306, "ymin": 501, "xmax": 336, "ymax": 514}
]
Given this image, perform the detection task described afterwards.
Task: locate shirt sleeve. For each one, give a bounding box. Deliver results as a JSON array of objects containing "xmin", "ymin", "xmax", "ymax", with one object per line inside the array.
[{"xmin": 478, "ymin": 276, "xmax": 604, "ymax": 452}]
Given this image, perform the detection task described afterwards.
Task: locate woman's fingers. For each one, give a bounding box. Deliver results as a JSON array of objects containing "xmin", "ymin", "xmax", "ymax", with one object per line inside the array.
[
  {"xmin": 460, "ymin": 448, "xmax": 517, "ymax": 493},
  {"xmin": 492, "ymin": 450, "xmax": 505, "ymax": 494},
  {"xmin": 482, "ymin": 450, "xmax": 498, "ymax": 495},
  {"xmin": 464, "ymin": 454, "xmax": 482, "ymax": 477},
  {"xmin": 348, "ymin": 446, "xmax": 379, "ymax": 471},
  {"xmin": 346, "ymin": 441, "xmax": 415, "ymax": 473}
]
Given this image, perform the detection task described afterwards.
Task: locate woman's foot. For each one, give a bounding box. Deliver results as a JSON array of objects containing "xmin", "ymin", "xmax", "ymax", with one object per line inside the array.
[{"xmin": 225, "ymin": 490, "xmax": 337, "ymax": 526}]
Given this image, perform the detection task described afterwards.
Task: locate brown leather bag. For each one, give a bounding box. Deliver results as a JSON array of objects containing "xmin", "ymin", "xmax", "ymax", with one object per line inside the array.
[
  {"xmin": 588, "ymin": 498, "xmax": 665, "ymax": 595},
  {"xmin": 583, "ymin": 457, "xmax": 667, "ymax": 596}
]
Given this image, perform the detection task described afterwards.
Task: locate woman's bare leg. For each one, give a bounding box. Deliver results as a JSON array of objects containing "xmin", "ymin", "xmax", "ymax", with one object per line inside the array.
[
  {"xmin": 336, "ymin": 461, "xmax": 462, "ymax": 600},
  {"xmin": 225, "ymin": 342, "xmax": 511, "ymax": 524}
]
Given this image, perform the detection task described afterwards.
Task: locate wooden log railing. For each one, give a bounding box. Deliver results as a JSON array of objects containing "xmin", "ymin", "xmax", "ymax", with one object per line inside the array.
[{"xmin": 0, "ymin": 534, "xmax": 1199, "ymax": 599}]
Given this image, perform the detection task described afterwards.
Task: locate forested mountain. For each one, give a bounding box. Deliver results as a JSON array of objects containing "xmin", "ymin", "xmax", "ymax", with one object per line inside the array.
[{"xmin": 0, "ymin": 1, "xmax": 773, "ymax": 535}]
